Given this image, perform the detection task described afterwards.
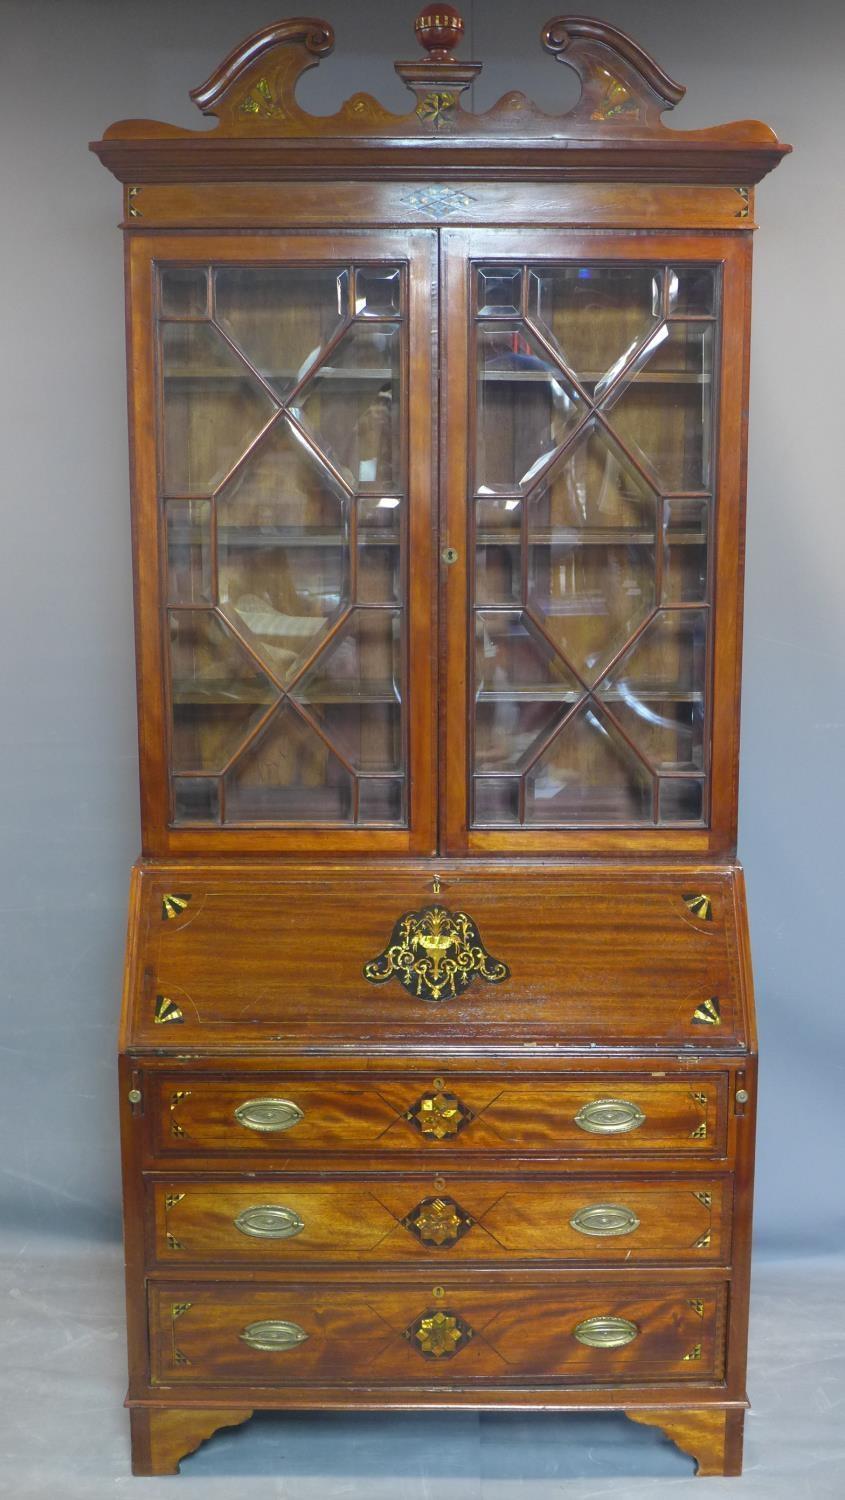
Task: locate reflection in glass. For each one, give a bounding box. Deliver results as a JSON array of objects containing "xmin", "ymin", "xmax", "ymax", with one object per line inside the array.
[
  {"xmin": 663, "ymin": 498, "xmax": 709, "ymax": 604},
  {"xmin": 603, "ymin": 321, "xmax": 714, "ymax": 491},
  {"xmin": 358, "ymin": 777, "xmax": 404, "ymax": 823},
  {"xmin": 214, "ymin": 268, "xmax": 348, "ymax": 400},
  {"xmin": 525, "ymin": 702, "xmax": 652, "ymax": 823},
  {"xmin": 659, "ymin": 778, "xmax": 704, "ymax": 822},
  {"xmin": 168, "ymin": 611, "xmax": 278, "ymax": 773},
  {"xmin": 477, "ymin": 267, "xmax": 522, "ymax": 317},
  {"xmin": 597, "ymin": 609, "xmax": 707, "ymax": 772},
  {"xmin": 475, "ymin": 610, "xmax": 581, "ymax": 702},
  {"xmin": 161, "ymin": 322, "xmax": 275, "ymax": 494},
  {"xmin": 293, "ymin": 324, "xmax": 401, "ymax": 491},
  {"xmin": 473, "ymin": 778, "xmax": 520, "ymax": 824},
  {"xmin": 166, "ymin": 499, "xmax": 212, "ymax": 603},
  {"xmin": 224, "ymin": 702, "xmax": 353, "ymax": 822},
  {"xmin": 476, "ymin": 697, "xmax": 566, "ymax": 771},
  {"xmin": 668, "ymin": 267, "xmax": 716, "ymax": 317},
  {"xmin": 158, "ymin": 260, "xmax": 408, "ymax": 828},
  {"xmin": 526, "ymin": 422, "xmax": 658, "ymax": 680},
  {"xmin": 355, "ymin": 267, "xmax": 401, "ymax": 317},
  {"xmin": 529, "ymin": 265, "xmax": 661, "ymax": 398},
  {"xmin": 469, "ymin": 258, "xmax": 718, "ymax": 830},
  {"xmin": 357, "ymin": 496, "xmax": 401, "ymax": 603},
  {"xmin": 217, "ymin": 420, "xmax": 348, "ymax": 681},
  {"xmin": 476, "ymin": 325, "xmax": 583, "ymax": 492},
  {"xmin": 173, "ymin": 777, "xmax": 219, "ymax": 823},
  {"xmin": 161, "ymin": 268, "xmax": 208, "ymax": 318},
  {"xmin": 295, "ymin": 607, "xmax": 401, "ymax": 704}
]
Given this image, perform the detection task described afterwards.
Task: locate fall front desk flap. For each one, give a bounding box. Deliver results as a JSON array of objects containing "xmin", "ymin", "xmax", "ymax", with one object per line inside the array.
[{"xmin": 125, "ymin": 867, "xmax": 749, "ymax": 1052}]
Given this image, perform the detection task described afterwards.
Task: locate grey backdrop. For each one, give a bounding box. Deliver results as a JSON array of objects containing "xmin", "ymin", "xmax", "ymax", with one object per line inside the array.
[{"xmin": 1, "ymin": 0, "xmax": 842, "ymax": 1256}]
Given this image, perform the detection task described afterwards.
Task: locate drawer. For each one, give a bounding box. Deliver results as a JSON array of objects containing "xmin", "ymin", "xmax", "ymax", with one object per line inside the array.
[
  {"xmin": 150, "ymin": 1174, "xmax": 730, "ymax": 1265},
  {"xmin": 150, "ymin": 1280, "xmax": 727, "ymax": 1386},
  {"xmin": 152, "ymin": 1073, "xmax": 728, "ymax": 1157}
]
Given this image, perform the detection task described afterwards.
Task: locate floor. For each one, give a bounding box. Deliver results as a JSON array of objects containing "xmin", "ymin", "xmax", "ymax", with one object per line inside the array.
[{"xmin": 1, "ymin": 1232, "xmax": 843, "ymax": 1498}]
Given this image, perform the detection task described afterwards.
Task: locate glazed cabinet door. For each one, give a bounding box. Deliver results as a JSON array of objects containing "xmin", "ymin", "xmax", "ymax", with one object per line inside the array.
[
  {"xmin": 441, "ymin": 229, "xmax": 751, "ymax": 856},
  {"xmin": 127, "ymin": 232, "xmax": 437, "ymax": 855}
]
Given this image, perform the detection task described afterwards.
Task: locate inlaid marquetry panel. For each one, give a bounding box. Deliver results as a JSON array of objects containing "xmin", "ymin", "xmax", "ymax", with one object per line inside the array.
[
  {"xmin": 149, "ymin": 1074, "xmax": 728, "ymax": 1157},
  {"xmin": 148, "ymin": 1280, "xmax": 727, "ymax": 1385},
  {"xmin": 149, "ymin": 1175, "xmax": 731, "ymax": 1264}
]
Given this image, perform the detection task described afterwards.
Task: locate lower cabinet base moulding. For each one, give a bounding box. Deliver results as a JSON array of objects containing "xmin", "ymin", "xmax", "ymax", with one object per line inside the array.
[{"xmin": 127, "ymin": 1402, "xmax": 746, "ymax": 1478}]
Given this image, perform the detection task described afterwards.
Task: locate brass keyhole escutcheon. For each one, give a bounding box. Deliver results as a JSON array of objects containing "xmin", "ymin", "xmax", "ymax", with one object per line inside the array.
[
  {"xmin": 434, "ymin": 1175, "xmax": 447, "ymax": 1192},
  {"xmin": 441, "ymin": 546, "xmax": 459, "ymax": 564},
  {"xmin": 433, "ymin": 1076, "xmax": 446, "ymax": 1090},
  {"xmin": 433, "ymin": 1285, "xmax": 446, "ymax": 1300}
]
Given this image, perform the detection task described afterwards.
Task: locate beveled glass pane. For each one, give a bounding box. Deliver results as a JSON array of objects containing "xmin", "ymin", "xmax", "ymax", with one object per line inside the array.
[
  {"xmin": 217, "ymin": 420, "xmax": 348, "ymax": 681},
  {"xmin": 529, "ymin": 265, "xmax": 662, "ymax": 398},
  {"xmin": 161, "ymin": 322, "xmax": 275, "ymax": 494},
  {"xmin": 306, "ymin": 702, "xmax": 401, "ymax": 773},
  {"xmin": 294, "ymin": 603, "xmax": 402, "ymax": 702},
  {"xmin": 602, "ymin": 322, "xmax": 714, "ymax": 491},
  {"xmin": 168, "ymin": 611, "xmax": 278, "ymax": 772},
  {"xmin": 477, "ymin": 267, "xmax": 522, "ymax": 317},
  {"xmin": 476, "ymin": 325, "xmax": 584, "ymax": 493},
  {"xmin": 526, "ymin": 422, "xmax": 658, "ymax": 681},
  {"xmin": 214, "ymin": 268, "xmax": 348, "ymax": 400},
  {"xmin": 161, "ymin": 268, "xmax": 208, "ymax": 317},
  {"xmin": 663, "ymin": 498, "xmax": 709, "ymax": 604},
  {"xmin": 525, "ymin": 703, "xmax": 653, "ymax": 823},
  {"xmin": 355, "ymin": 267, "xmax": 402, "ymax": 317},
  {"xmin": 173, "ymin": 777, "xmax": 220, "ymax": 823},
  {"xmin": 476, "ymin": 698, "xmax": 567, "ymax": 771},
  {"xmin": 668, "ymin": 267, "xmax": 716, "ymax": 317},
  {"xmin": 358, "ymin": 497, "xmax": 401, "ymax": 603},
  {"xmin": 358, "ymin": 778, "xmax": 404, "ymax": 823},
  {"xmin": 659, "ymin": 778, "xmax": 704, "ymax": 822},
  {"xmin": 476, "ymin": 543, "xmax": 521, "ymax": 604},
  {"xmin": 165, "ymin": 499, "xmax": 212, "ymax": 603},
  {"xmin": 293, "ymin": 324, "xmax": 401, "ymax": 491},
  {"xmin": 597, "ymin": 608, "xmax": 707, "ymax": 772},
  {"xmin": 475, "ymin": 610, "xmax": 582, "ymax": 701},
  {"xmin": 473, "ymin": 778, "xmax": 520, "ymax": 824},
  {"xmin": 224, "ymin": 702, "xmax": 353, "ymax": 822}
]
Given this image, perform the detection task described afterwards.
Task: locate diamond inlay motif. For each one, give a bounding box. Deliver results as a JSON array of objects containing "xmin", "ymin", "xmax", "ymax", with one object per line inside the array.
[
  {"xmin": 403, "ymin": 1308, "xmax": 474, "ymax": 1359},
  {"xmin": 401, "ymin": 1196, "xmax": 475, "ymax": 1248},
  {"xmin": 403, "ymin": 1089, "xmax": 476, "ymax": 1140}
]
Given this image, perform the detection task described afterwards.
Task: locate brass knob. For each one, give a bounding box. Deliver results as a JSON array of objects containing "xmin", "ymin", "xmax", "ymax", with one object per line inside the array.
[
  {"xmin": 127, "ymin": 1088, "xmax": 141, "ymax": 1105},
  {"xmin": 735, "ymin": 1088, "xmax": 750, "ymax": 1104}
]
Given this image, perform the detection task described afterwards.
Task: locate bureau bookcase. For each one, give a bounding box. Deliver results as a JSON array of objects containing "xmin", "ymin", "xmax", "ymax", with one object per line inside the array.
[{"xmin": 92, "ymin": 9, "xmax": 788, "ymax": 1476}]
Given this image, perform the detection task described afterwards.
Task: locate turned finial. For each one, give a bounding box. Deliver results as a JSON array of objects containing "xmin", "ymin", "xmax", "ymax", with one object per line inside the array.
[{"xmin": 414, "ymin": 6, "xmax": 465, "ymax": 62}]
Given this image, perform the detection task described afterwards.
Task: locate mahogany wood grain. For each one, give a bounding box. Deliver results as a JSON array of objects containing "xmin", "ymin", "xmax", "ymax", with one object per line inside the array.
[
  {"xmin": 126, "ymin": 865, "xmax": 748, "ymax": 1049},
  {"xmin": 148, "ymin": 1072, "xmax": 727, "ymax": 1159},
  {"xmin": 628, "ymin": 1405, "xmax": 744, "ymax": 1476},
  {"xmin": 148, "ymin": 1172, "xmax": 730, "ymax": 1266},
  {"xmin": 148, "ymin": 1278, "xmax": 726, "ymax": 1385},
  {"xmin": 96, "ymin": 11, "xmax": 786, "ymax": 1480},
  {"xmin": 129, "ymin": 1405, "xmax": 253, "ymax": 1476}
]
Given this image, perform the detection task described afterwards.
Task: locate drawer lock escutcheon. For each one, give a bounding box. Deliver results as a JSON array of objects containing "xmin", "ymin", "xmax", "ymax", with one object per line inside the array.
[
  {"xmin": 234, "ymin": 1205, "xmax": 305, "ymax": 1240},
  {"xmin": 239, "ymin": 1320, "xmax": 309, "ymax": 1352},
  {"xmin": 574, "ymin": 1098, "xmax": 646, "ymax": 1135},
  {"xmin": 569, "ymin": 1203, "xmax": 641, "ymax": 1237},
  {"xmin": 574, "ymin": 1315, "xmax": 640, "ymax": 1349},
  {"xmin": 234, "ymin": 1098, "xmax": 303, "ymax": 1133}
]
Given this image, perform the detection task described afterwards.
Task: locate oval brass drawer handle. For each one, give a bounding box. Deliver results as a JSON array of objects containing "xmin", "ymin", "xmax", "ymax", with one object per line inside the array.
[
  {"xmin": 574, "ymin": 1098, "xmax": 646, "ymax": 1135},
  {"xmin": 234, "ymin": 1098, "xmax": 303, "ymax": 1133},
  {"xmin": 239, "ymin": 1320, "xmax": 309, "ymax": 1352},
  {"xmin": 574, "ymin": 1315, "xmax": 639, "ymax": 1349},
  {"xmin": 570, "ymin": 1203, "xmax": 640, "ymax": 1237},
  {"xmin": 234, "ymin": 1205, "xmax": 305, "ymax": 1240}
]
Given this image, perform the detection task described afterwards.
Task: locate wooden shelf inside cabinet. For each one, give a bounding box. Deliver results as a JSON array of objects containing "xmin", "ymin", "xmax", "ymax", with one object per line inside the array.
[{"xmin": 93, "ymin": 3, "xmax": 786, "ymax": 1480}]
